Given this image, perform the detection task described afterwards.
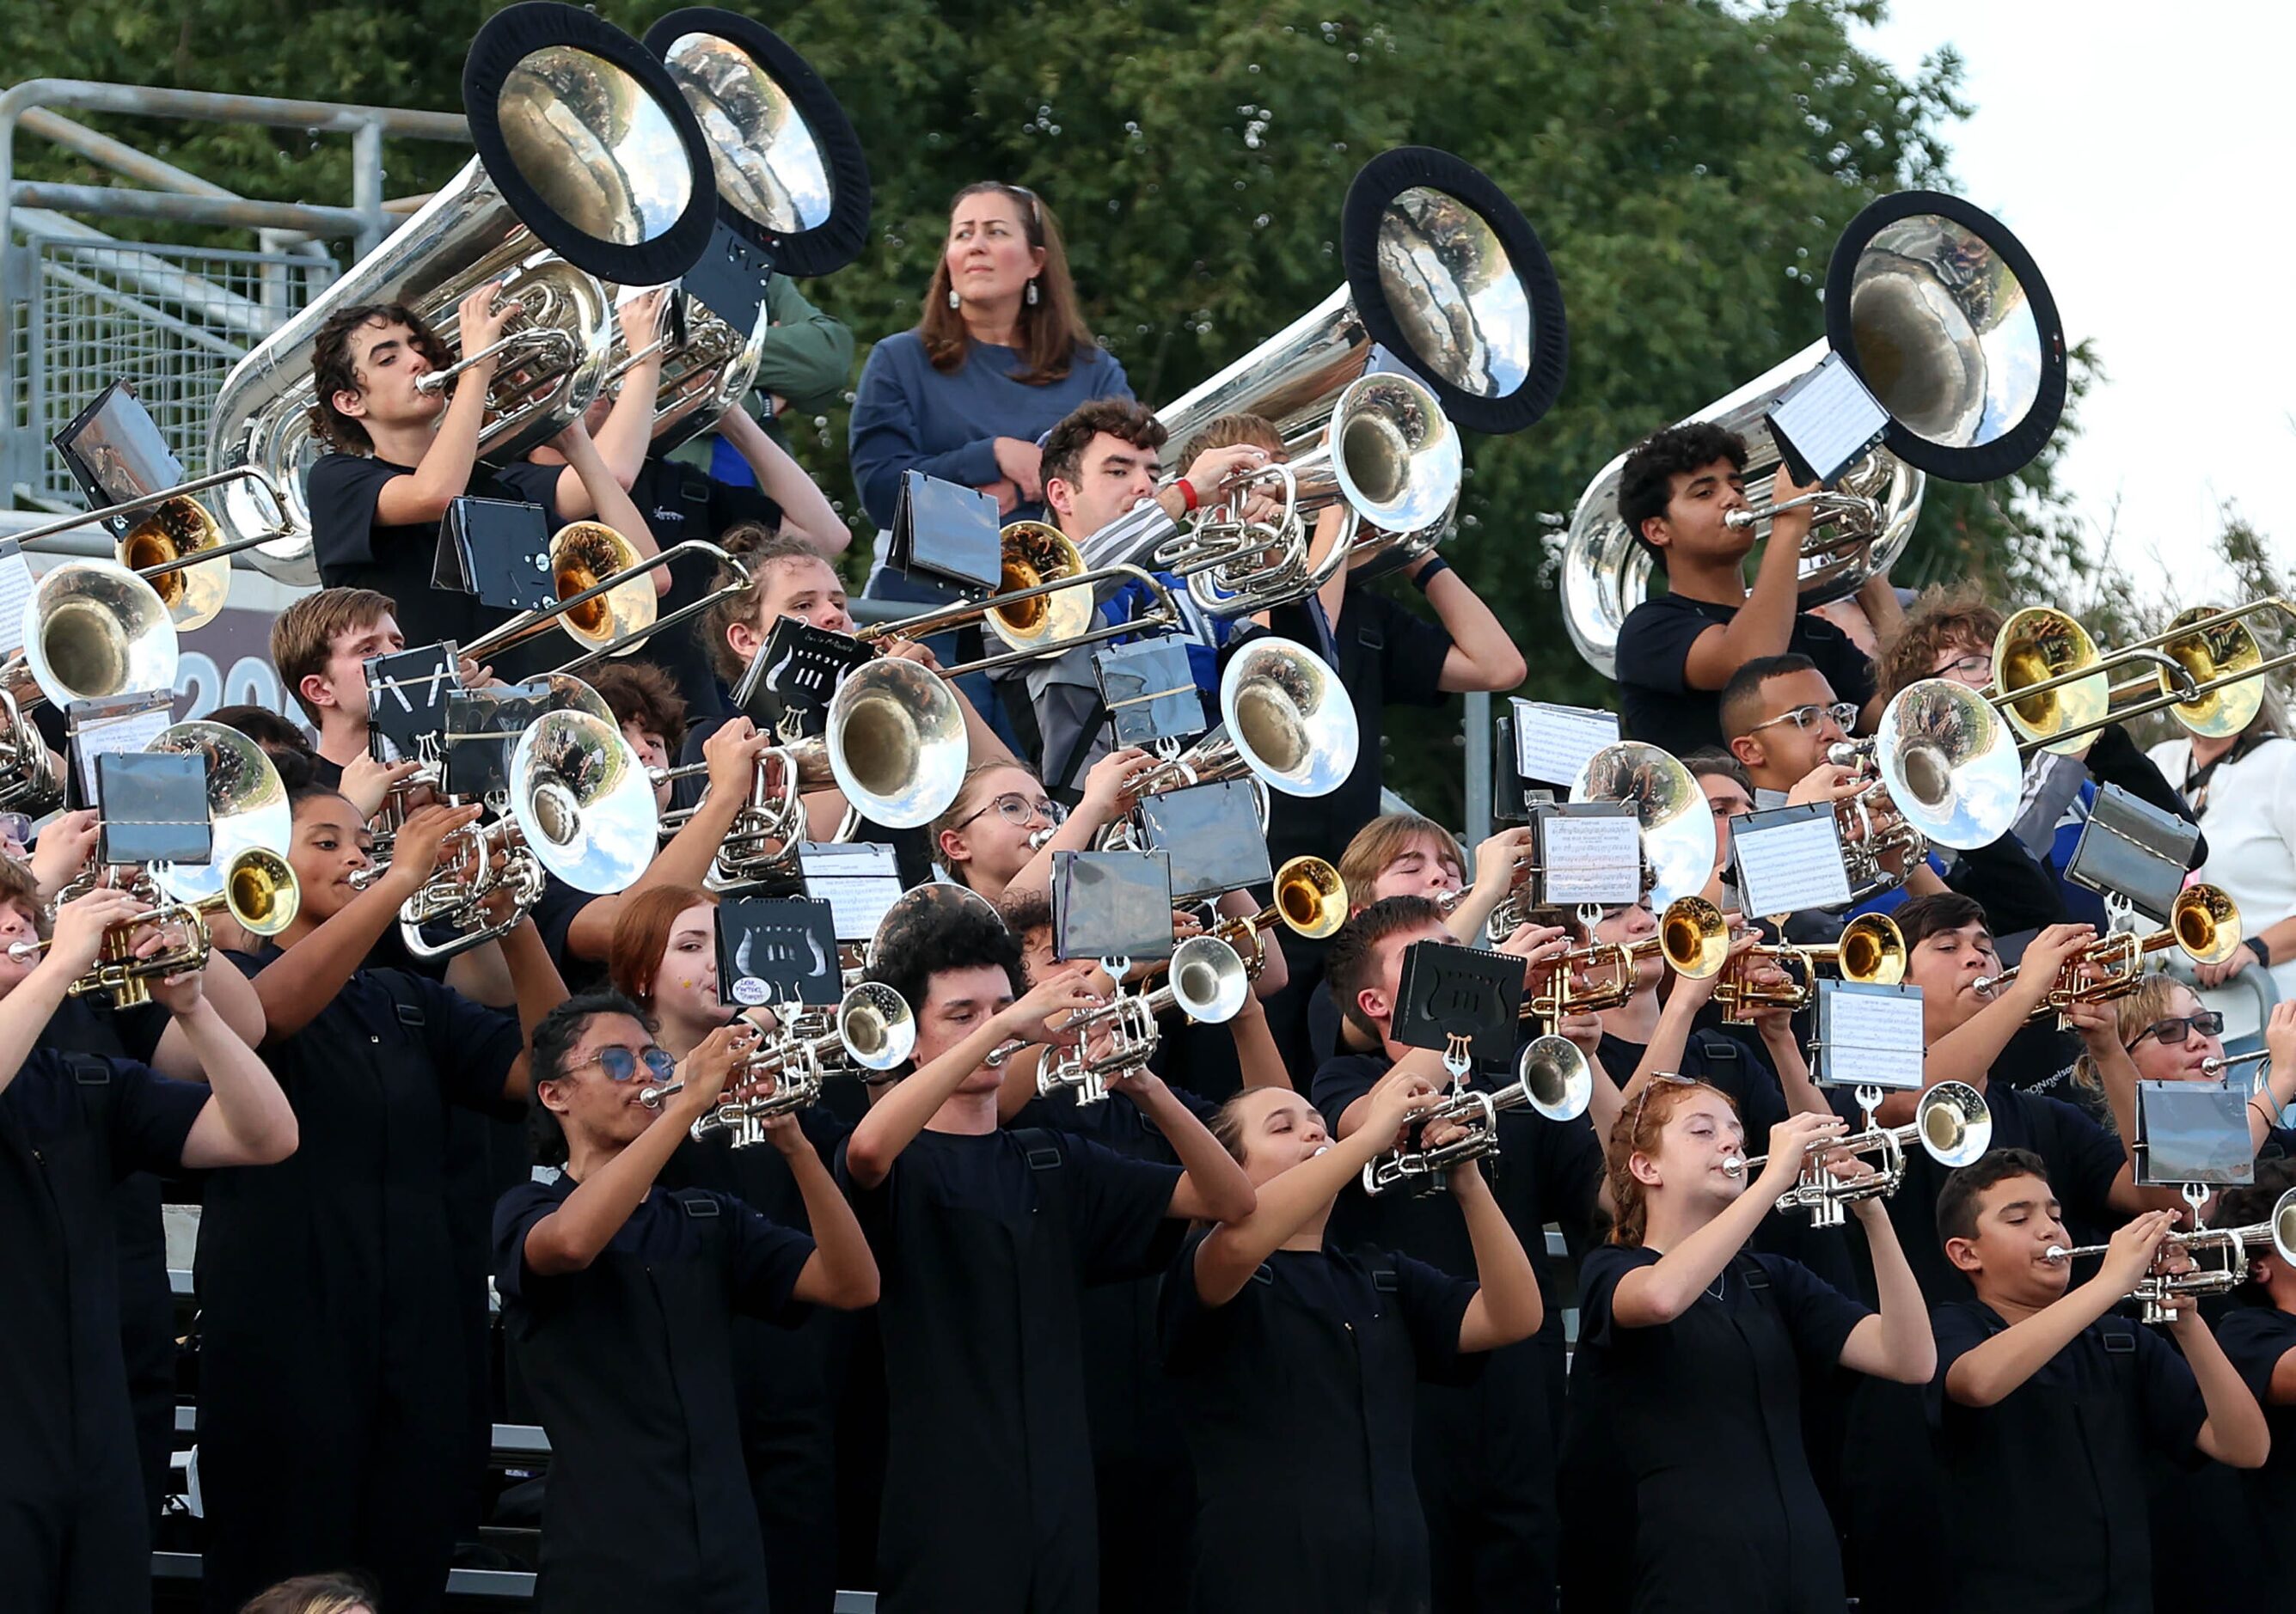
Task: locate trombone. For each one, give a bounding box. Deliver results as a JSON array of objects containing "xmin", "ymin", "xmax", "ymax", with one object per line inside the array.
[
  {"xmin": 1668, "ymin": 912, "xmax": 1908, "ymax": 1023},
  {"xmin": 1989, "ymin": 601, "xmax": 2296, "ymax": 755},
  {"xmin": 9, "ymin": 847, "xmax": 298, "ymax": 1008},
  {"xmin": 1970, "ymin": 884, "xmax": 2241, "ymax": 1027},
  {"xmin": 1204, "ymin": 856, "xmax": 1348, "ymax": 980},
  {"xmin": 1362, "ymin": 1036, "xmax": 1593, "ymax": 1197},
  {"xmin": 1034, "ymin": 934, "xmax": 1252, "ymax": 1106},
  {"xmin": 458, "ymin": 530, "xmax": 754, "ymax": 677},
  {"xmin": 1724, "ymin": 1081, "xmax": 1993, "ymax": 1226},
  {"xmin": 2044, "ymin": 1188, "xmax": 2296, "ymax": 1324},
  {"xmin": 644, "ymin": 983, "xmax": 917, "ymax": 1147}
]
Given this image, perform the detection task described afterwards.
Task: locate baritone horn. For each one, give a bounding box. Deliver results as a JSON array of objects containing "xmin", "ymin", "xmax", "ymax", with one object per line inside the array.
[
  {"xmin": 206, "ymin": 3, "xmax": 722, "ymax": 579},
  {"xmin": 9, "ymin": 847, "xmax": 300, "ymax": 1009},
  {"xmin": 1562, "ymin": 191, "xmax": 2069, "ymax": 677}
]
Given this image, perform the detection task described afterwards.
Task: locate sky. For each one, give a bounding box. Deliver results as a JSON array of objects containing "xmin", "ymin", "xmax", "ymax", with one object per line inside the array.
[{"xmin": 1855, "ymin": 3, "xmax": 2295, "ymax": 611}]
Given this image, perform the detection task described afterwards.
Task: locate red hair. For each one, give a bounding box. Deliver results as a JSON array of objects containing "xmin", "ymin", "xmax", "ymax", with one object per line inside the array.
[
  {"xmin": 608, "ymin": 884, "xmax": 715, "ymax": 1009},
  {"xmin": 1605, "ymin": 1079, "xmax": 1737, "ymax": 1247}
]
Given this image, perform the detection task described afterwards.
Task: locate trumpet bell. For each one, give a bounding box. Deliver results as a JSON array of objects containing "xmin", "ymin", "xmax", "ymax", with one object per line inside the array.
[
  {"xmin": 1875, "ymin": 679, "xmax": 2023, "ymax": 851},
  {"xmin": 1572, "ymin": 742, "xmax": 1716, "ymax": 910},
  {"xmin": 143, "ymin": 722, "xmax": 291, "ymax": 908},
  {"xmin": 119, "ymin": 497, "xmax": 231, "ymax": 631},
  {"xmin": 1839, "ymin": 913, "xmax": 1908, "ymax": 986},
  {"xmin": 1517, "ymin": 1034, "xmax": 1593, "ymax": 1122},
  {"xmin": 23, "ymin": 560, "xmax": 180, "ymax": 712},
  {"xmin": 2160, "ymin": 604, "xmax": 2266, "ymax": 738},
  {"xmin": 837, "ymin": 981, "xmax": 915, "ymax": 1072},
  {"xmin": 510, "ymin": 709, "xmax": 663, "ymax": 894},
  {"xmin": 826, "ymin": 657, "xmax": 969, "ymax": 830},
  {"xmin": 223, "ymin": 847, "xmax": 301, "ymax": 938},
  {"xmin": 2272, "ymin": 1188, "xmax": 2296, "ymax": 1268},
  {"xmin": 1220, "ymin": 636, "xmax": 1360, "ymax": 798},
  {"xmin": 1993, "ymin": 607, "xmax": 2109, "ymax": 756},
  {"xmin": 1660, "ymin": 895, "xmax": 1732, "ymax": 979},
  {"xmin": 1170, "ymin": 935, "xmax": 1251, "ymax": 1025},
  {"xmin": 551, "ymin": 522, "xmax": 656, "ymax": 651},
  {"xmin": 1274, "ymin": 855, "xmax": 1349, "ymax": 940},
  {"xmin": 1917, "ymin": 1080, "xmax": 1993, "ymax": 1168},
  {"xmin": 984, "ymin": 522, "xmax": 1097, "ymax": 651},
  {"xmin": 2170, "ymin": 883, "xmax": 2242, "ymax": 967}
]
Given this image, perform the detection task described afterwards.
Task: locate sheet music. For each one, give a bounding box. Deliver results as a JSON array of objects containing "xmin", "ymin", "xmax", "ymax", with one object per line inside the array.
[
  {"xmin": 1733, "ymin": 804, "xmax": 1853, "ymax": 916},
  {"xmin": 70, "ymin": 692, "xmax": 176, "ymax": 806},
  {"xmin": 0, "ymin": 541, "xmax": 36, "ymax": 658},
  {"xmin": 1815, "ymin": 982, "xmax": 1926, "ymax": 1091},
  {"xmin": 799, "ymin": 841, "xmax": 903, "ymax": 942},
  {"xmin": 1513, "ymin": 700, "xmax": 1619, "ymax": 788},
  {"xmin": 1768, "ymin": 352, "xmax": 1890, "ymax": 485},
  {"xmin": 1539, "ymin": 812, "xmax": 1643, "ymax": 907}
]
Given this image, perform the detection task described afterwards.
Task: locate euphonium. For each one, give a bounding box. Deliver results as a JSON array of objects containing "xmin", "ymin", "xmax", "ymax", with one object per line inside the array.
[
  {"xmin": 1571, "ymin": 742, "xmax": 1717, "ymax": 910},
  {"xmin": 1972, "ymin": 885, "xmax": 2241, "ymax": 1028},
  {"xmin": 1362, "ymin": 1036, "xmax": 1593, "ymax": 1197},
  {"xmin": 0, "ymin": 559, "xmax": 181, "ymax": 814},
  {"xmin": 1724, "ymin": 1082, "xmax": 1993, "ymax": 1226},
  {"xmin": 2045, "ymin": 1189, "xmax": 2296, "ymax": 1325},
  {"xmin": 1824, "ymin": 738, "xmax": 1932, "ymax": 901},
  {"xmin": 10, "ymin": 847, "xmax": 298, "ymax": 1009}
]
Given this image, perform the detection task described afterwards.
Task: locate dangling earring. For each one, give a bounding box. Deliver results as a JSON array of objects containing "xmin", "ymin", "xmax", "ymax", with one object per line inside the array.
[
  {"xmin": 947, "ymin": 287, "xmax": 961, "ymax": 310},
  {"xmin": 1026, "ymin": 278, "xmax": 1039, "ymax": 307}
]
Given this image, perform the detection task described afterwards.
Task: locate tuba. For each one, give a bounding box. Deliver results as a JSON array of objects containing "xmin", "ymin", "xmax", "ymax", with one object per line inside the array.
[
  {"xmin": 1082, "ymin": 147, "xmax": 1569, "ymax": 590},
  {"xmin": 206, "ymin": 3, "xmax": 720, "ymax": 579},
  {"xmin": 1560, "ymin": 192, "xmax": 2068, "ymax": 677},
  {"xmin": 615, "ymin": 9, "xmax": 873, "ymax": 449}
]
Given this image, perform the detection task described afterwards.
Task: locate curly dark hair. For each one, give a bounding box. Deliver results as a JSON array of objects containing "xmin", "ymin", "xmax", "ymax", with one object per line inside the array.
[
  {"xmin": 864, "ymin": 897, "xmax": 1024, "ymax": 1073},
  {"xmin": 1616, "ymin": 421, "xmax": 1749, "ymax": 570},
  {"xmin": 307, "ymin": 302, "xmax": 451, "ymax": 454},
  {"xmin": 1041, "ymin": 398, "xmax": 1166, "ymax": 493}
]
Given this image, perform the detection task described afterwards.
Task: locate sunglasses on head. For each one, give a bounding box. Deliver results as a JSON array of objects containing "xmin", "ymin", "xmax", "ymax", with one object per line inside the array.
[
  {"xmin": 2126, "ymin": 1012, "xmax": 2225, "ymax": 1052},
  {"xmin": 1629, "ymin": 1070, "xmax": 1698, "ymax": 1134}
]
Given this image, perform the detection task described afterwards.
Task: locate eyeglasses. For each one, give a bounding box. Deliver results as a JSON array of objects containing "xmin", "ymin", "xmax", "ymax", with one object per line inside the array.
[
  {"xmin": 2126, "ymin": 1012, "xmax": 2225, "ymax": 1052},
  {"xmin": 1936, "ymin": 651, "xmax": 1992, "ymax": 683},
  {"xmin": 1748, "ymin": 701, "xmax": 1859, "ymax": 737},
  {"xmin": 954, "ymin": 792, "xmax": 1064, "ymax": 833},
  {"xmin": 566, "ymin": 1045, "xmax": 679, "ymax": 1085}
]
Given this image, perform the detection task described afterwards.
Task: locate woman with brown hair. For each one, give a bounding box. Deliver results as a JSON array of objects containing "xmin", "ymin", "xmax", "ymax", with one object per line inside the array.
[{"xmin": 1558, "ymin": 1079, "xmax": 1933, "ymax": 1613}]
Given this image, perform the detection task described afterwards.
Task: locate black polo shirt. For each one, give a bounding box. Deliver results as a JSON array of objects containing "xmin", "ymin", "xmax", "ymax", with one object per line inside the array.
[{"xmin": 1613, "ymin": 591, "xmax": 1875, "ymax": 755}]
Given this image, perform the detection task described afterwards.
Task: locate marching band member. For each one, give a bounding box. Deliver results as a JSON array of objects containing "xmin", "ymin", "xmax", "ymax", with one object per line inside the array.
[
  {"xmin": 606, "ymin": 885, "xmax": 853, "ymax": 1614},
  {"xmin": 1610, "ymin": 421, "xmax": 1894, "ymax": 754},
  {"xmin": 1931, "ymin": 1150, "xmax": 2268, "ymax": 1612},
  {"xmin": 2212, "ymin": 1158, "xmax": 2296, "ymax": 1595},
  {"xmin": 835, "ymin": 897, "xmax": 1254, "ymax": 1613},
  {"xmin": 193, "ymin": 789, "xmax": 565, "ymax": 1614},
  {"xmin": 0, "ymin": 883, "xmax": 296, "ymax": 1614},
  {"xmin": 1162, "ymin": 1073, "xmax": 1542, "ymax": 1614},
  {"xmin": 499, "ymin": 994, "xmax": 878, "ymax": 1614},
  {"xmin": 270, "ymin": 587, "xmax": 481, "ymax": 807},
  {"xmin": 1567, "ymin": 1085, "xmax": 1932, "ymax": 1613},
  {"xmin": 1314, "ymin": 896, "xmax": 1595, "ymax": 1614}
]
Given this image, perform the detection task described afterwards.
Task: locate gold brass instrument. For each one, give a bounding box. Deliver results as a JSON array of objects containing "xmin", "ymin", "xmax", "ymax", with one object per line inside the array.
[
  {"xmin": 2045, "ymin": 1189, "xmax": 2296, "ymax": 1324},
  {"xmin": 1724, "ymin": 1081, "xmax": 1993, "ymax": 1226},
  {"xmin": 1205, "ymin": 856, "xmax": 1349, "ymax": 980},
  {"xmin": 205, "ymin": 5, "xmax": 721, "ymax": 580},
  {"xmin": 1972, "ymin": 884, "xmax": 2242, "ymax": 1028},
  {"xmin": 1571, "ymin": 742, "xmax": 1717, "ymax": 910},
  {"xmin": 9, "ymin": 847, "xmax": 299, "ymax": 1009},
  {"xmin": 1035, "ymin": 935, "xmax": 1252, "ymax": 1105},
  {"xmin": 646, "ymin": 982, "xmax": 916, "ymax": 1146},
  {"xmin": 1362, "ymin": 1035, "xmax": 1593, "ymax": 1196},
  {"xmin": 1563, "ymin": 192, "xmax": 2067, "ymax": 677},
  {"xmin": 458, "ymin": 530, "xmax": 754, "ymax": 678},
  {"xmin": 1081, "ymin": 146, "xmax": 1570, "ymax": 591},
  {"xmin": 1668, "ymin": 911, "xmax": 1907, "ymax": 1023},
  {"xmin": 1990, "ymin": 601, "xmax": 2296, "ymax": 755}
]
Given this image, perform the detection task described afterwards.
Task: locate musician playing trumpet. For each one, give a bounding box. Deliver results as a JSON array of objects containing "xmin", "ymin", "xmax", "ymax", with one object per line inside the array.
[{"xmin": 1931, "ymin": 1150, "xmax": 2268, "ymax": 1613}]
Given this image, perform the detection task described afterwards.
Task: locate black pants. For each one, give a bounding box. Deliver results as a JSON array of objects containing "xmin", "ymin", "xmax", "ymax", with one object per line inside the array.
[
  {"xmin": 1417, "ymin": 1336, "xmax": 1560, "ymax": 1614},
  {"xmin": 0, "ymin": 1433, "xmax": 150, "ymax": 1614}
]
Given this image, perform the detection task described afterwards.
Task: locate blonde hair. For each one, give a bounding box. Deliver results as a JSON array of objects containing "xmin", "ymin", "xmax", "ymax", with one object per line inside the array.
[
  {"xmin": 2071, "ymin": 972, "xmax": 2194, "ymax": 1098},
  {"xmin": 1338, "ymin": 812, "xmax": 1466, "ymax": 911}
]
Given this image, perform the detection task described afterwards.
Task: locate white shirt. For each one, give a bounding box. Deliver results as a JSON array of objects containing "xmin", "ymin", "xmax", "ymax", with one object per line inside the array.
[{"xmin": 2146, "ymin": 733, "xmax": 2296, "ymax": 1040}]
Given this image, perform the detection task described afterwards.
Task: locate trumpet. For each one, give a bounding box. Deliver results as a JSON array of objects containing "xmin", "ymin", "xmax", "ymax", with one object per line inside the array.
[
  {"xmin": 1036, "ymin": 935, "xmax": 1251, "ymax": 1105},
  {"xmin": 2044, "ymin": 1188, "xmax": 2296, "ymax": 1324},
  {"xmin": 1971, "ymin": 884, "xmax": 2241, "ymax": 1026},
  {"xmin": 1671, "ymin": 912, "xmax": 1908, "ymax": 1023},
  {"xmin": 9, "ymin": 847, "xmax": 299, "ymax": 1009},
  {"xmin": 1362, "ymin": 1036, "xmax": 1594, "ymax": 1196},
  {"xmin": 1204, "ymin": 857, "xmax": 1349, "ymax": 980},
  {"xmin": 645, "ymin": 983, "xmax": 917, "ymax": 1147},
  {"xmin": 1531, "ymin": 896, "xmax": 1733, "ymax": 1024},
  {"xmin": 1724, "ymin": 1082, "xmax": 1993, "ymax": 1226}
]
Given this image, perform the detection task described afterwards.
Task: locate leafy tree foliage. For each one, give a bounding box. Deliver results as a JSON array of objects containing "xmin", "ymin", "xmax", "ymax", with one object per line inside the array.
[{"xmin": 3, "ymin": 0, "xmax": 2105, "ymax": 816}]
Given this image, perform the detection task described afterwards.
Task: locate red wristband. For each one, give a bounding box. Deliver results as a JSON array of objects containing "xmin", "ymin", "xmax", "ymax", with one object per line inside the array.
[{"xmin": 1176, "ymin": 477, "xmax": 1199, "ymax": 514}]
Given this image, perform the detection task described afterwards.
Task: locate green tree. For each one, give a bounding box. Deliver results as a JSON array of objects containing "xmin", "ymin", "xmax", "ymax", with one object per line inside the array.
[{"xmin": 4, "ymin": 0, "xmax": 2100, "ymax": 819}]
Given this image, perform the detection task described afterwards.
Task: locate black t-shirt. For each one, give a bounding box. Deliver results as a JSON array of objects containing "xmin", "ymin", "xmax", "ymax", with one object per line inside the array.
[
  {"xmin": 1613, "ymin": 591, "xmax": 1877, "ymax": 755},
  {"xmin": 623, "ymin": 455, "xmax": 783, "ymax": 724},
  {"xmin": 305, "ymin": 451, "xmax": 562, "ymax": 668}
]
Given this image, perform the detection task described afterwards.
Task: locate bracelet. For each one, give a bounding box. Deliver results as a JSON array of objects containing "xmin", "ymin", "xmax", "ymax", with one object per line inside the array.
[
  {"xmin": 1411, "ymin": 555, "xmax": 1452, "ymax": 593},
  {"xmin": 2252, "ymin": 1097, "xmax": 2278, "ymax": 1126},
  {"xmin": 2248, "ymin": 935, "xmax": 2273, "ymax": 968},
  {"xmin": 1176, "ymin": 477, "xmax": 1200, "ymax": 515}
]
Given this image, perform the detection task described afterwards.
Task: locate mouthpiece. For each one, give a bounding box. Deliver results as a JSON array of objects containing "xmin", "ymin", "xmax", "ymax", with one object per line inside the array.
[
  {"xmin": 639, "ymin": 1081, "xmax": 683, "ymax": 1110},
  {"xmin": 1724, "ymin": 509, "xmax": 1756, "ymax": 531},
  {"xmin": 1721, "ymin": 1154, "xmax": 1748, "ymax": 1178},
  {"xmin": 2042, "ymin": 1245, "xmax": 2073, "ymax": 1263}
]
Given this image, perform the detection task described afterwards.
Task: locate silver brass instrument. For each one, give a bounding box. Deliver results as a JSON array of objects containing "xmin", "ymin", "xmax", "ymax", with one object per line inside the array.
[
  {"xmin": 1562, "ymin": 192, "xmax": 2067, "ymax": 677},
  {"xmin": 1083, "ymin": 146, "xmax": 1570, "ymax": 586},
  {"xmin": 1823, "ymin": 738, "xmax": 1932, "ymax": 901},
  {"xmin": 0, "ymin": 559, "xmax": 182, "ymax": 813},
  {"xmin": 1037, "ymin": 935, "xmax": 1251, "ymax": 1105},
  {"xmin": 647, "ymin": 982, "xmax": 916, "ymax": 1147},
  {"xmin": 1570, "ymin": 741, "xmax": 1717, "ymax": 910},
  {"xmin": 9, "ymin": 847, "xmax": 299, "ymax": 1009},
  {"xmin": 1362, "ymin": 1036, "xmax": 1593, "ymax": 1196},
  {"xmin": 2045, "ymin": 1189, "xmax": 2296, "ymax": 1325},
  {"xmin": 2202, "ymin": 1048, "xmax": 2273, "ymax": 1081},
  {"xmin": 1871, "ymin": 678, "xmax": 2025, "ymax": 852},
  {"xmin": 142, "ymin": 720, "xmax": 292, "ymax": 913},
  {"xmin": 1972, "ymin": 884, "xmax": 2242, "ymax": 1027},
  {"xmin": 1724, "ymin": 1081, "xmax": 1993, "ymax": 1226},
  {"xmin": 206, "ymin": 5, "xmax": 720, "ymax": 578}
]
